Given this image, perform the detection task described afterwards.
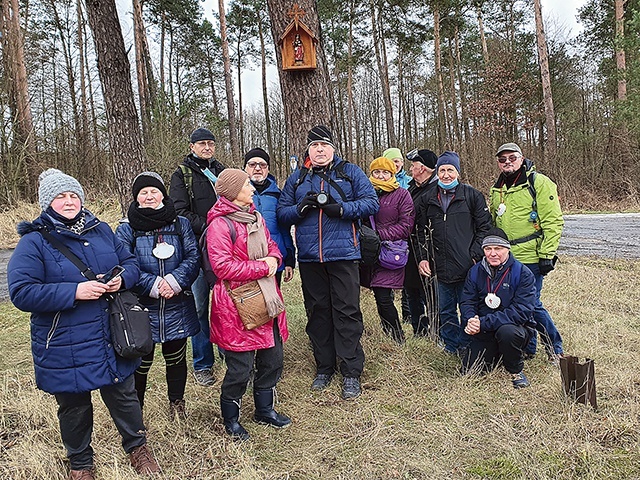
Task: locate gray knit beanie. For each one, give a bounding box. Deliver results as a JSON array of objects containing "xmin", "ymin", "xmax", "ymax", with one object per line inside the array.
[{"xmin": 38, "ymin": 168, "xmax": 85, "ymax": 211}]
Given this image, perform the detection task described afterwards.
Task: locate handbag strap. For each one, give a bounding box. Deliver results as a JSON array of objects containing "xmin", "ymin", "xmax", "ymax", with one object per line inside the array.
[
  {"xmin": 39, "ymin": 228, "xmax": 98, "ymax": 280},
  {"xmin": 369, "ymin": 215, "xmax": 376, "ymax": 231}
]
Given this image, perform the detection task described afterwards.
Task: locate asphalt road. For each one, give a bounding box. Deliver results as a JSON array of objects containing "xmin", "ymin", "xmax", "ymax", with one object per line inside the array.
[{"xmin": 1, "ymin": 213, "xmax": 639, "ymax": 302}]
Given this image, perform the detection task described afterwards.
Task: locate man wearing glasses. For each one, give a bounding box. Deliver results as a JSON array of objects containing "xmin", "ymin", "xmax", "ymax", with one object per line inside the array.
[
  {"xmin": 170, "ymin": 127, "xmax": 226, "ymax": 387},
  {"xmin": 243, "ymin": 147, "xmax": 295, "ymax": 286},
  {"xmin": 489, "ymin": 142, "xmax": 564, "ymax": 365}
]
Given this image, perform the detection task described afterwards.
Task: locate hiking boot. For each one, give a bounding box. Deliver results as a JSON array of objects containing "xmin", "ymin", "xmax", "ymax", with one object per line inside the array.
[
  {"xmin": 169, "ymin": 399, "xmax": 187, "ymax": 421},
  {"xmin": 511, "ymin": 372, "xmax": 530, "ymax": 389},
  {"xmin": 129, "ymin": 444, "xmax": 161, "ymax": 474},
  {"xmin": 253, "ymin": 388, "xmax": 292, "ymax": 429},
  {"xmin": 220, "ymin": 397, "xmax": 250, "ymax": 441},
  {"xmin": 342, "ymin": 377, "xmax": 361, "ymax": 400},
  {"xmin": 68, "ymin": 468, "xmax": 95, "ymax": 480},
  {"xmin": 193, "ymin": 369, "xmax": 216, "ymax": 387},
  {"xmin": 311, "ymin": 373, "xmax": 333, "ymax": 391}
]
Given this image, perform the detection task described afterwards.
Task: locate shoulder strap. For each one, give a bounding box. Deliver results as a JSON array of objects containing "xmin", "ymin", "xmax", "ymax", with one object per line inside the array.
[
  {"xmin": 222, "ymin": 216, "xmax": 237, "ymax": 243},
  {"xmin": 293, "ymin": 167, "xmax": 309, "ymax": 193},
  {"xmin": 527, "ymin": 171, "xmax": 537, "ymax": 213},
  {"xmin": 511, "ymin": 260, "xmax": 522, "ymax": 290},
  {"xmin": 39, "ymin": 229, "xmax": 97, "ymax": 280},
  {"xmin": 179, "ymin": 164, "xmax": 193, "ymax": 199}
]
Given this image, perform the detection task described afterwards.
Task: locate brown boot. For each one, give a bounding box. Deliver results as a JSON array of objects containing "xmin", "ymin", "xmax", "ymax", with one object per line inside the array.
[
  {"xmin": 169, "ymin": 399, "xmax": 187, "ymax": 421},
  {"xmin": 129, "ymin": 444, "xmax": 161, "ymax": 474},
  {"xmin": 68, "ymin": 468, "xmax": 95, "ymax": 480}
]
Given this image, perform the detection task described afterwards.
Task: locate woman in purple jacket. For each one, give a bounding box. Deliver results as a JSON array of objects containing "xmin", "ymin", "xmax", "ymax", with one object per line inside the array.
[{"xmin": 361, "ymin": 157, "xmax": 415, "ymax": 344}]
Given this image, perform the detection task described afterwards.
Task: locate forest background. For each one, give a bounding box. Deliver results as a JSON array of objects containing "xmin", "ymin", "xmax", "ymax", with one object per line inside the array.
[{"xmin": 1, "ymin": 0, "xmax": 639, "ymax": 214}]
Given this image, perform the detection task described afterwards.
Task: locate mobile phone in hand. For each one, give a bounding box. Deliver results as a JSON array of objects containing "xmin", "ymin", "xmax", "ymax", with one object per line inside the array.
[{"xmin": 99, "ymin": 265, "xmax": 125, "ymax": 284}]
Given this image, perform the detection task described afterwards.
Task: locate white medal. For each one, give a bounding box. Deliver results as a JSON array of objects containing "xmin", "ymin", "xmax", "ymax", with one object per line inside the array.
[
  {"xmin": 485, "ymin": 293, "xmax": 501, "ymax": 309},
  {"xmin": 153, "ymin": 242, "xmax": 175, "ymax": 259},
  {"xmin": 497, "ymin": 203, "xmax": 507, "ymax": 217}
]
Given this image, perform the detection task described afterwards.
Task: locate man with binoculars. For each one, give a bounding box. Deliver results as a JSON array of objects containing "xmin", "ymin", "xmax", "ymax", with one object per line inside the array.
[{"xmin": 278, "ymin": 125, "xmax": 379, "ymax": 400}]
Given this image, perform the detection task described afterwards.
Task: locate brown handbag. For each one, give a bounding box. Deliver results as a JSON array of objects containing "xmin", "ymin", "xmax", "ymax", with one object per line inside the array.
[
  {"xmin": 225, "ymin": 280, "xmax": 272, "ymax": 330},
  {"xmin": 559, "ymin": 355, "xmax": 597, "ymax": 410}
]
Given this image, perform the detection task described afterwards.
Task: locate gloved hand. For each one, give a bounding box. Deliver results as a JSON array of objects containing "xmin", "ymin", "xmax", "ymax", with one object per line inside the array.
[
  {"xmin": 322, "ymin": 203, "xmax": 343, "ymax": 217},
  {"xmin": 297, "ymin": 192, "xmax": 319, "ymax": 217},
  {"xmin": 538, "ymin": 258, "xmax": 556, "ymax": 276}
]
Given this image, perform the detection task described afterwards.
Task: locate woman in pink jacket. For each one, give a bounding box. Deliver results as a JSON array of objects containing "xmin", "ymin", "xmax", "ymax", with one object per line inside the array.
[{"xmin": 207, "ymin": 169, "xmax": 290, "ymax": 441}]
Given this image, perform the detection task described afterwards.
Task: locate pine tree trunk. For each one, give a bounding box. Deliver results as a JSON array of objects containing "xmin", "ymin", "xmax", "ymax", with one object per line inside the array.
[
  {"xmin": 85, "ymin": 0, "xmax": 146, "ymax": 214},
  {"xmin": 476, "ymin": 4, "xmax": 489, "ymax": 67},
  {"xmin": 76, "ymin": 0, "xmax": 92, "ymax": 166},
  {"xmin": 433, "ymin": 5, "xmax": 447, "ymax": 151},
  {"xmin": 218, "ymin": 0, "xmax": 241, "ymax": 160},
  {"xmin": 533, "ymin": 0, "xmax": 557, "ymax": 159},
  {"xmin": 1, "ymin": 0, "xmax": 37, "ymax": 192},
  {"xmin": 133, "ymin": 0, "xmax": 153, "ymax": 143},
  {"xmin": 258, "ymin": 16, "xmax": 274, "ymax": 160},
  {"xmin": 265, "ymin": 0, "xmax": 332, "ymax": 157},
  {"xmin": 615, "ymin": 0, "xmax": 627, "ymax": 101},
  {"xmin": 370, "ymin": 0, "xmax": 396, "ymax": 146}
]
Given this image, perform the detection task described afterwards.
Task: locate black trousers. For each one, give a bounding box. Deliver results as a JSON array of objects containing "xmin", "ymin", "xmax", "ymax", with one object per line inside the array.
[
  {"xmin": 134, "ymin": 338, "xmax": 188, "ymax": 407},
  {"xmin": 221, "ymin": 322, "xmax": 284, "ymax": 401},
  {"xmin": 54, "ymin": 375, "xmax": 146, "ymax": 470},
  {"xmin": 299, "ymin": 260, "xmax": 365, "ymax": 378},
  {"xmin": 462, "ymin": 324, "xmax": 531, "ymax": 375},
  {"xmin": 372, "ymin": 287, "xmax": 405, "ymax": 343}
]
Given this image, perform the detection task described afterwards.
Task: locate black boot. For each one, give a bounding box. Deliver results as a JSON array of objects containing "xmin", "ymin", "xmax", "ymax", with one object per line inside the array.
[
  {"xmin": 220, "ymin": 397, "xmax": 250, "ymax": 441},
  {"xmin": 253, "ymin": 388, "xmax": 292, "ymax": 428}
]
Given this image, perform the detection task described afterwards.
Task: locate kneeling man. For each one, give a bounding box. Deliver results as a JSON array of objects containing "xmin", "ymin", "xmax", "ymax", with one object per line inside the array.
[{"xmin": 460, "ymin": 228, "xmax": 537, "ymax": 388}]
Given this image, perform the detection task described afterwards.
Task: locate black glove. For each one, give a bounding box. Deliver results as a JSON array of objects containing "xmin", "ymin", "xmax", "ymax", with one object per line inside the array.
[
  {"xmin": 538, "ymin": 258, "xmax": 556, "ymax": 276},
  {"xmin": 322, "ymin": 202, "xmax": 343, "ymax": 218},
  {"xmin": 297, "ymin": 192, "xmax": 319, "ymax": 217}
]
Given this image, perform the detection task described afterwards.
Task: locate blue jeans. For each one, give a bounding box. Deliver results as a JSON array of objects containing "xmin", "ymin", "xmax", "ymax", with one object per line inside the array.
[
  {"xmin": 523, "ymin": 263, "xmax": 563, "ymax": 355},
  {"xmin": 190, "ymin": 269, "xmax": 214, "ymax": 371},
  {"xmin": 438, "ymin": 280, "xmax": 464, "ymax": 353}
]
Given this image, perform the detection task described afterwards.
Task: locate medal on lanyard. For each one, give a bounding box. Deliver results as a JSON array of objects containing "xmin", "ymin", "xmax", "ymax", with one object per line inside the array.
[
  {"xmin": 484, "ymin": 268, "xmax": 510, "ymax": 309},
  {"xmin": 497, "ymin": 203, "xmax": 507, "ymax": 217},
  {"xmin": 485, "ymin": 293, "xmax": 501, "ymax": 309},
  {"xmin": 152, "ymin": 233, "xmax": 175, "ymax": 259}
]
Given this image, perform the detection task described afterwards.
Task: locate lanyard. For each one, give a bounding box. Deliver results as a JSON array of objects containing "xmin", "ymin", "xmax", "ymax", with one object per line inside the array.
[
  {"xmin": 499, "ymin": 171, "xmax": 522, "ymax": 204},
  {"xmin": 487, "ymin": 267, "xmax": 511, "ymax": 296}
]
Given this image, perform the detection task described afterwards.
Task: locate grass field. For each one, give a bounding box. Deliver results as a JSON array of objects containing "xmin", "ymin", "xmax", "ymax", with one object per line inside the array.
[{"xmin": 1, "ymin": 256, "xmax": 640, "ymax": 479}]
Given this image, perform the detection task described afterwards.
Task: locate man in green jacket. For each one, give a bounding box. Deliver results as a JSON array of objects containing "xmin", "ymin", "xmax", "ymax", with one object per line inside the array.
[{"xmin": 489, "ymin": 143, "xmax": 564, "ymax": 364}]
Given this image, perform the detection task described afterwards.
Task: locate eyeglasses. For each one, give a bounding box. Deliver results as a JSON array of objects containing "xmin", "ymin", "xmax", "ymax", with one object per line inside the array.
[
  {"xmin": 247, "ymin": 161, "xmax": 268, "ymax": 169},
  {"xmin": 497, "ymin": 154, "xmax": 520, "ymax": 164}
]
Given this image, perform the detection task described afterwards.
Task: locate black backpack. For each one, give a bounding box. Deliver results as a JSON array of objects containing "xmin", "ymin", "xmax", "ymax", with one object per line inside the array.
[{"xmin": 200, "ymin": 216, "xmax": 236, "ymax": 289}]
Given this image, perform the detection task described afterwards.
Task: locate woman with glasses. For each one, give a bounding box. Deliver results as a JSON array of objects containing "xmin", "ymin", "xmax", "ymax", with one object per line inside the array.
[
  {"xmin": 243, "ymin": 148, "xmax": 296, "ymax": 286},
  {"xmin": 360, "ymin": 157, "xmax": 415, "ymax": 344}
]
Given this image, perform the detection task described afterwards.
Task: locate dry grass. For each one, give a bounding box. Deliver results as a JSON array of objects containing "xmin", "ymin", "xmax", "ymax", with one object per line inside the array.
[{"xmin": 2, "ymin": 257, "xmax": 640, "ymax": 479}]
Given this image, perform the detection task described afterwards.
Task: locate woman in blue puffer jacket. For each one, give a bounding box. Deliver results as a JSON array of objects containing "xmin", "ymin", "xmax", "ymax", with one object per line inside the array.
[
  {"xmin": 116, "ymin": 172, "xmax": 200, "ymax": 420},
  {"xmin": 8, "ymin": 169, "xmax": 160, "ymax": 478}
]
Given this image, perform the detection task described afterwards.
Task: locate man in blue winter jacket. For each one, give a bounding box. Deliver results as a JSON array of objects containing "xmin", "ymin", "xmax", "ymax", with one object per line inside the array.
[
  {"xmin": 243, "ymin": 147, "xmax": 296, "ymax": 285},
  {"xmin": 460, "ymin": 227, "xmax": 537, "ymax": 389},
  {"xmin": 277, "ymin": 125, "xmax": 379, "ymax": 400}
]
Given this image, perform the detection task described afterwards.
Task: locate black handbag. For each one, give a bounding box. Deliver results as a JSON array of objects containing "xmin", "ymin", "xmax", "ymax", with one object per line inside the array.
[
  {"xmin": 359, "ymin": 223, "xmax": 381, "ymax": 266},
  {"xmin": 39, "ymin": 229, "xmax": 153, "ymax": 359}
]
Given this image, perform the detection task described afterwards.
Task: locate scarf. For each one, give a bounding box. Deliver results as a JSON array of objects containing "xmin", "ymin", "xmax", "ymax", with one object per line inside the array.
[
  {"xmin": 46, "ymin": 207, "xmax": 87, "ymax": 235},
  {"xmin": 369, "ymin": 175, "xmax": 399, "ymax": 193},
  {"xmin": 127, "ymin": 197, "xmax": 177, "ymax": 232},
  {"xmin": 225, "ymin": 208, "xmax": 285, "ymax": 318}
]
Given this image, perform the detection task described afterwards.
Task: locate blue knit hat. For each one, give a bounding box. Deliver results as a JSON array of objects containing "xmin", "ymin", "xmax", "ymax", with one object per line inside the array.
[{"xmin": 436, "ymin": 151, "xmax": 461, "ymax": 173}]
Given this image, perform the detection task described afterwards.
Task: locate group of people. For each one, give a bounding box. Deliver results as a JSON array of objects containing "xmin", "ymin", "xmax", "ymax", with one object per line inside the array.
[{"xmin": 7, "ymin": 125, "xmax": 565, "ymax": 479}]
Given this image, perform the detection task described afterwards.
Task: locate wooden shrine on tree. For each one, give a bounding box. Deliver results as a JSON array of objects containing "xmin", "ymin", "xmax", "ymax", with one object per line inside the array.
[{"xmin": 279, "ymin": 4, "xmax": 317, "ymax": 71}]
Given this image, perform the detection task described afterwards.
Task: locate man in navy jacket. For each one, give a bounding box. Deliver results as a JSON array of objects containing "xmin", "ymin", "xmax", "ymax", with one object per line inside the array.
[
  {"xmin": 278, "ymin": 125, "xmax": 378, "ymax": 400},
  {"xmin": 460, "ymin": 228, "xmax": 537, "ymax": 388}
]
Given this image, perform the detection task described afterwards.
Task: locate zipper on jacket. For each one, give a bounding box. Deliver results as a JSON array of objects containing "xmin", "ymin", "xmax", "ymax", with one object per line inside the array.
[
  {"xmin": 159, "ymin": 258, "xmax": 166, "ymax": 343},
  {"xmin": 318, "ymin": 179, "xmax": 325, "ymax": 263},
  {"xmin": 46, "ymin": 311, "xmax": 62, "ymax": 349}
]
